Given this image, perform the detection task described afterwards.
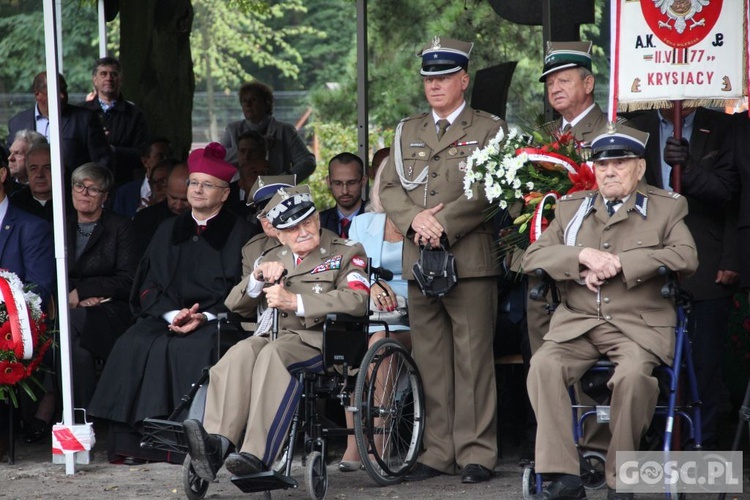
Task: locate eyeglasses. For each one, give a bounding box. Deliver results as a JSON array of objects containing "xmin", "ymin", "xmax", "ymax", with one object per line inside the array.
[
  {"xmin": 149, "ymin": 177, "xmax": 168, "ymax": 187},
  {"xmin": 186, "ymin": 179, "xmax": 230, "ymax": 191},
  {"xmin": 330, "ymin": 178, "xmax": 362, "ymax": 190},
  {"xmin": 72, "ymin": 182, "xmax": 105, "ymax": 197}
]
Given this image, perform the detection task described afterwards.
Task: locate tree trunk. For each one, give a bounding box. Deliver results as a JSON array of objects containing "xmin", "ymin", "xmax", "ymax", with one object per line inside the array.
[
  {"xmin": 119, "ymin": 0, "xmax": 195, "ymax": 159},
  {"xmin": 199, "ymin": 6, "xmax": 218, "ymax": 142}
]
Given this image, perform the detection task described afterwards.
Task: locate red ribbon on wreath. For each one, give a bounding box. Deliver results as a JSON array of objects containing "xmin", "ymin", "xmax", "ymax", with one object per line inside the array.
[{"xmin": 0, "ymin": 275, "xmax": 34, "ymax": 360}]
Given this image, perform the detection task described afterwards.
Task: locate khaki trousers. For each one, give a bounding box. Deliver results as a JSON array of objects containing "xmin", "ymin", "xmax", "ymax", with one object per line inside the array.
[
  {"xmin": 203, "ymin": 333, "xmax": 322, "ymax": 465},
  {"xmin": 527, "ymin": 324, "xmax": 660, "ymax": 488},
  {"xmin": 408, "ymin": 277, "xmax": 498, "ymax": 473}
]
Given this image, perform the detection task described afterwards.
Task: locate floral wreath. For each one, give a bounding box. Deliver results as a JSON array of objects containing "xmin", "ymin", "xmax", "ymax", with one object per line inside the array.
[
  {"xmin": 463, "ymin": 127, "xmax": 597, "ymax": 258},
  {"xmin": 0, "ymin": 269, "xmax": 50, "ymax": 406}
]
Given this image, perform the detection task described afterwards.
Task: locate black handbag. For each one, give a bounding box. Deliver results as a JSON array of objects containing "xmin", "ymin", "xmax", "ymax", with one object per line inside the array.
[{"xmin": 412, "ymin": 242, "xmax": 457, "ymax": 298}]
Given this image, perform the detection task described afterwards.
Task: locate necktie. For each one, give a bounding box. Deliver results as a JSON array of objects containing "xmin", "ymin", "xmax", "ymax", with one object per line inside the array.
[
  {"xmin": 436, "ymin": 119, "xmax": 450, "ymax": 141},
  {"xmin": 606, "ymin": 199, "xmax": 621, "ymax": 216},
  {"xmin": 339, "ymin": 218, "xmax": 351, "ymax": 238},
  {"xmin": 296, "ymin": 256, "xmax": 302, "ymax": 266},
  {"xmin": 561, "ymin": 123, "xmax": 572, "ymax": 135}
]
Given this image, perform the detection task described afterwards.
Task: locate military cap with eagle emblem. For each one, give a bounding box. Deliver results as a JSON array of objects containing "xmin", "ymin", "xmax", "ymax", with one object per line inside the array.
[{"xmin": 417, "ymin": 36, "xmax": 473, "ymax": 76}]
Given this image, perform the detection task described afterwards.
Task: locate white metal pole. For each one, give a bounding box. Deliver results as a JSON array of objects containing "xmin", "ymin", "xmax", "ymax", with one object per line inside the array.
[
  {"xmin": 54, "ymin": 0, "xmax": 63, "ymax": 72},
  {"xmin": 98, "ymin": 0, "xmax": 107, "ymax": 57},
  {"xmin": 42, "ymin": 0, "xmax": 76, "ymax": 476}
]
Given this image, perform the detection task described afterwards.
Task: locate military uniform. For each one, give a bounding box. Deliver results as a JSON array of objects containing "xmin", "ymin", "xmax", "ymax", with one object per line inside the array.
[
  {"xmin": 224, "ymin": 232, "xmax": 282, "ymax": 319},
  {"xmin": 522, "ymin": 184, "xmax": 698, "ymax": 488},
  {"xmin": 529, "ymin": 103, "xmax": 609, "ymax": 353},
  {"xmin": 202, "ymin": 229, "xmax": 369, "ymax": 465},
  {"xmin": 380, "ymin": 104, "xmax": 506, "ymax": 474}
]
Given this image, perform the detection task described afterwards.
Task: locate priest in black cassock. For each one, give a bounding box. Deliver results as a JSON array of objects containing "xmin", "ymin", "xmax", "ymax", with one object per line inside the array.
[{"xmin": 88, "ymin": 142, "xmax": 252, "ymax": 464}]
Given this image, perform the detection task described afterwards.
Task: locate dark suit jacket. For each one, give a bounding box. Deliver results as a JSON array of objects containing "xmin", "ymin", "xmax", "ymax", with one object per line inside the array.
[
  {"xmin": 9, "ymin": 186, "xmax": 53, "ymax": 223},
  {"xmin": 0, "ymin": 201, "xmax": 55, "ymax": 303},
  {"xmin": 628, "ymin": 108, "xmax": 737, "ymax": 300},
  {"xmin": 80, "ymin": 97, "xmax": 149, "ymax": 185},
  {"xmin": 319, "ymin": 204, "xmax": 366, "ymax": 237},
  {"xmin": 7, "ymin": 104, "xmax": 112, "ymax": 173},
  {"xmin": 111, "ymin": 177, "xmax": 145, "ymax": 219}
]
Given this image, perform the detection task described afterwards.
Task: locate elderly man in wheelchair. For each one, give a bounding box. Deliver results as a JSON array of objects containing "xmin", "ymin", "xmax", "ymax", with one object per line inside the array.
[
  {"xmin": 183, "ymin": 185, "xmax": 370, "ymax": 482},
  {"xmin": 521, "ymin": 125, "xmax": 698, "ymax": 500}
]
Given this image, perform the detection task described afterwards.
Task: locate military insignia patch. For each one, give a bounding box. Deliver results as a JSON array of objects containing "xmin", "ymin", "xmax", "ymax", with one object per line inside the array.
[
  {"xmin": 458, "ymin": 160, "xmax": 467, "ymax": 171},
  {"xmin": 352, "ymin": 256, "xmax": 366, "ymax": 268},
  {"xmin": 410, "ymin": 142, "xmax": 425, "ymax": 147},
  {"xmin": 312, "ymin": 284, "xmax": 323, "ymax": 294},
  {"xmin": 311, "ymin": 255, "xmax": 342, "ymax": 274}
]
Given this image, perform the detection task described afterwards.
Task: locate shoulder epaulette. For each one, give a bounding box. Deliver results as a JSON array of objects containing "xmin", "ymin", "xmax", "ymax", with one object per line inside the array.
[{"xmin": 560, "ymin": 190, "xmax": 594, "ymax": 202}]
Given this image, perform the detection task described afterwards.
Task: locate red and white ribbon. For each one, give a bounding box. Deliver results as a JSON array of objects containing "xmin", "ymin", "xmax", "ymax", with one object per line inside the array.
[
  {"xmin": 530, "ymin": 192, "xmax": 560, "ymax": 244},
  {"xmin": 0, "ymin": 276, "xmax": 33, "ymax": 360}
]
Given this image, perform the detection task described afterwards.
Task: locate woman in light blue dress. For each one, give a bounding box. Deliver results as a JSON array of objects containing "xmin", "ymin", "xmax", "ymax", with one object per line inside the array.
[{"xmin": 339, "ymin": 159, "xmax": 412, "ymax": 472}]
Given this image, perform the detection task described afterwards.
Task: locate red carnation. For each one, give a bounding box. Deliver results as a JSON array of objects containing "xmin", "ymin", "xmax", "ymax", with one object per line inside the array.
[{"xmin": 0, "ymin": 361, "xmax": 26, "ymax": 385}]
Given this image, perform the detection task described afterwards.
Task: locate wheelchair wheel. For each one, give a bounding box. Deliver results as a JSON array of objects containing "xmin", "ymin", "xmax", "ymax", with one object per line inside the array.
[
  {"xmin": 354, "ymin": 338, "xmax": 425, "ymax": 486},
  {"xmin": 522, "ymin": 465, "xmax": 537, "ymax": 499},
  {"xmin": 182, "ymin": 455, "xmax": 210, "ymax": 500},
  {"xmin": 580, "ymin": 450, "xmax": 607, "ymax": 490},
  {"xmin": 304, "ymin": 451, "xmax": 327, "ymax": 500}
]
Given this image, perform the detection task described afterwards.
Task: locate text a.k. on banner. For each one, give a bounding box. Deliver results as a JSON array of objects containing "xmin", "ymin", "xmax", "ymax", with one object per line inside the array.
[{"xmin": 612, "ymin": 0, "xmax": 748, "ymax": 114}]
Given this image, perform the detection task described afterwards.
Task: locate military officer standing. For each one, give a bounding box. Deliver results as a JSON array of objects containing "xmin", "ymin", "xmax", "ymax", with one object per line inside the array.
[
  {"xmin": 184, "ymin": 185, "xmax": 369, "ymax": 481},
  {"xmin": 523, "ymin": 126, "xmax": 698, "ymax": 500},
  {"xmin": 379, "ymin": 36, "xmax": 506, "ymax": 484}
]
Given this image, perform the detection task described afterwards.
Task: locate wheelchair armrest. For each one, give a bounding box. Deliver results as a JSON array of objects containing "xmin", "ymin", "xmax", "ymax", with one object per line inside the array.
[
  {"xmin": 657, "ymin": 266, "xmax": 693, "ymax": 308},
  {"xmin": 529, "ymin": 268, "xmax": 560, "ymax": 305}
]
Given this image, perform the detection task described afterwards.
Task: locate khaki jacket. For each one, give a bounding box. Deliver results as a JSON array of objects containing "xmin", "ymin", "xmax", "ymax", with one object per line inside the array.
[
  {"xmin": 224, "ymin": 229, "xmax": 369, "ymax": 349},
  {"xmin": 522, "ymin": 183, "xmax": 698, "ymax": 364},
  {"xmin": 380, "ymin": 105, "xmax": 506, "ymax": 279}
]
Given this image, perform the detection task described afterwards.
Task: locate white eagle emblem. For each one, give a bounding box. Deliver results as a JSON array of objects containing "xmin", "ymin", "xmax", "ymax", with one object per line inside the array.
[{"xmin": 653, "ymin": 0, "xmax": 710, "ymax": 34}]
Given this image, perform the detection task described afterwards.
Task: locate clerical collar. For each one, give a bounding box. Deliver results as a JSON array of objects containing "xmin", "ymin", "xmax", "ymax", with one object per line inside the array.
[
  {"xmin": 432, "ymin": 100, "xmax": 466, "ymax": 128},
  {"xmin": 192, "ymin": 211, "xmax": 219, "ymax": 226}
]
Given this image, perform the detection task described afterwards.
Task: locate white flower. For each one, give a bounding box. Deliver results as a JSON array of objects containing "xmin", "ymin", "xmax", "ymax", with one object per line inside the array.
[
  {"xmin": 512, "ymin": 178, "xmax": 522, "ymax": 189},
  {"xmin": 499, "ymin": 200, "xmax": 508, "ymax": 209},
  {"xmin": 514, "ymin": 189, "xmax": 523, "ymax": 199},
  {"xmin": 526, "ymin": 181, "xmax": 535, "ymax": 190},
  {"xmin": 486, "ymin": 183, "xmax": 503, "ymax": 203}
]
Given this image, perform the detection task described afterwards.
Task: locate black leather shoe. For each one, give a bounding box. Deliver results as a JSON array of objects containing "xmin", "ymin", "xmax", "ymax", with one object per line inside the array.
[
  {"xmin": 183, "ymin": 419, "xmax": 231, "ymax": 482},
  {"xmin": 607, "ymin": 487, "xmax": 634, "ymax": 499},
  {"xmin": 530, "ymin": 479, "xmax": 587, "ymax": 499},
  {"xmin": 461, "ymin": 463, "xmax": 492, "ymax": 483},
  {"xmin": 225, "ymin": 452, "xmax": 268, "ymax": 476},
  {"xmin": 404, "ymin": 462, "xmax": 443, "ymax": 482}
]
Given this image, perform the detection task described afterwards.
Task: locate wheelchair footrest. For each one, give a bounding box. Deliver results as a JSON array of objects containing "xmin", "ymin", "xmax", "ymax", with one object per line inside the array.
[
  {"xmin": 230, "ymin": 470, "xmax": 298, "ymax": 493},
  {"xmin": 140, "ymin": 418, "xmax": 189, "ymax": 454}
]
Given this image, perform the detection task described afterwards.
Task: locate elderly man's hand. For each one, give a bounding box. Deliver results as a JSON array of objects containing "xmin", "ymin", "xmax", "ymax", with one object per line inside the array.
[
  {"xmin": 253, "ymin": 261, "xmax": 288, "ymax": 283},
  {"xmin": 264, "ymin": 283, "xmax": 297, "ymax": 312},
  {"xmin": 580, "ymin": 269, "xmax": 607, "ymax": 292},
  {"xmin": 579, "ymin": 247, "xmax": 622, "ymax": 280}
]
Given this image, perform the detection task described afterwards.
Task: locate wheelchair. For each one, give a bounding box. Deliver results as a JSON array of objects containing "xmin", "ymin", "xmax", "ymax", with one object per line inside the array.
[
  {"xmin": 521, "ymin": 267, "xmax": 702, "ymax": 500},
  {"xmin": 140, "ymin": 278, "xmax": 425, "ymax": 499}
]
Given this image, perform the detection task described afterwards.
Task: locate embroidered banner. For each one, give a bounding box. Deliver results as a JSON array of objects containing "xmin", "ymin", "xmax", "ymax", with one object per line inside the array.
[{"xmin": 612, "ymin": 0, "xmax": 748, "ymax": 114}]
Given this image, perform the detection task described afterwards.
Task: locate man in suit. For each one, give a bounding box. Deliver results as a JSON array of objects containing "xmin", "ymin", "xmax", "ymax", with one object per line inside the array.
[
  {"xmin": 523, "ymin": 126, "xmax": 698, "ymax": 500},
  {"xmin": 111, "ymin": 137, "xmax": 172, "ymax": 218},
  {"xmin": 6, "ymin": 129, "xmax": 46, "ymax": 196},
  {"xmin": 379, "ymin": 36, "xmax": 506, "ymax": 484},
  {"xmin": 319, "ymin": 152, "xmax": 366, "ymax": 238},
  {"xmin": 80, "ymin": 57, "xmax": 150, "ymax": 186},
  {"xmin": 628, "ymin": 105, "xmax": 737, "ymax": 449},
  {"xmin": 183, "ymin": 185, "xmax": 369, "ymax": 481},
  {"xmin": 7, "ymin": 72, "xmax": 111, "ymax": 176},
  {"xmin": 0, "ymin": 159, "xmax": 55, "ymax": 303},
  {"xmin": 10, "ymin": 143, "xmax": 54, "ymax": 222},
  {"xmin": 131, "ymin": 162, "xmax": 189, "ymax": 254}
]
